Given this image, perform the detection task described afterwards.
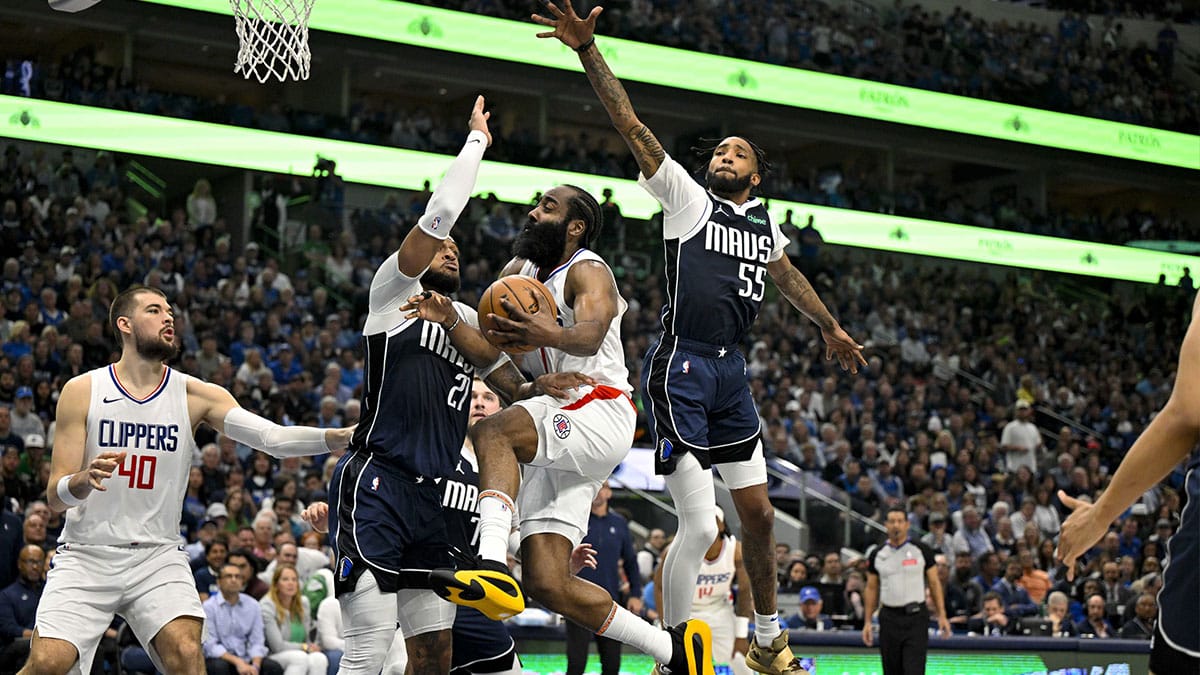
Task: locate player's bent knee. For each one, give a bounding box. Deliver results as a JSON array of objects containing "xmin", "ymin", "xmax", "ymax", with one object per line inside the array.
[
  {"xmin": 736, "ymin": 501, "xmax": 774, "ymax": 532},
  {"xmin": 153, "ymin": 617, "xmax": 204, "ymax": 673},
  {"xmin": 686, "ymin": 514, "xmax": 720, "ymax": 543},
  {"xmin": 20, "ymin": 637, "xmax": 79, "ymax": 675},
  {"xmin": 161, "ymin": 638, "xmax": 203, "ymax": 672},
  {"xmin": 522, "ymin": 566, "xmax": 569, "ymax": 608},
  {"xmin": 469, "ymin": 416, "xmax": 511, "ymax": 453}
]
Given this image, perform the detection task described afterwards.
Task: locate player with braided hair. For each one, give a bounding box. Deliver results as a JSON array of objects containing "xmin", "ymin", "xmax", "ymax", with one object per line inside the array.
[
  {"xmin": 561, "ymin": 183, "xmax": 605, "ymax": 248},
  {"xmin": 425, "ymin": 182, "xmax": 717, "ymax": 675}
]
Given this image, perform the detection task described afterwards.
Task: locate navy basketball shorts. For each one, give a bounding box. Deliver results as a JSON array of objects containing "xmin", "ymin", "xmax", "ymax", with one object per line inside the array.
[
  {"xmin": 328, "ymin": 450, "xmax": 452, "ymax": 594},
  {"xmin": 450, "ymin": 606, "xmax": 517, "ymax": 674},
  {"xmin": 1150, "ymin": 622, "xmax": 1200, "ymax": 673},
  {"xmin": 643, "ymin": 334, "xmax": 761, "ymax": 474}
]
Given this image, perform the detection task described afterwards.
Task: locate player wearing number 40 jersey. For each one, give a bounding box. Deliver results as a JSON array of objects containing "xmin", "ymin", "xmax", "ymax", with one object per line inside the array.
[{"xmin": 24, "ymin": 284, "xmax": 354, "ymax": 675}]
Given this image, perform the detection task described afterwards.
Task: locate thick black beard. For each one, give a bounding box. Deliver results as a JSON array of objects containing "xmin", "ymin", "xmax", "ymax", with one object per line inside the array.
[
  {"xmin": 135, "ymin": 331, "xmax": 180, "ymax": 362},
  {"xmin": 706, "ymin": 168, "xmax": 753, "ymax": 197},
  {"xmin": 420, "ymin": 268, "xmax": 460, "ymax": 295},
  {"xmin": 512, "ymin": 217, "xmax": 568, "ymax": 269}
]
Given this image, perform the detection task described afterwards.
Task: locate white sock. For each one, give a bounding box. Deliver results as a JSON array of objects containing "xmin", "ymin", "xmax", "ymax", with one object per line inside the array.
[
  {"xmin": 661, "ymin": 453, "xmax": 718, "ymax": 626},
  {"xmin": 477, "ymin": 490, "xmax": 515, "ymax": 563},
  {"xmin": 596, "ymin": 603, "xmax": 673, "ymax": 663},
  {"xmin": 754, "ymin": 611, "xmax": 781, "ymax": 647}
]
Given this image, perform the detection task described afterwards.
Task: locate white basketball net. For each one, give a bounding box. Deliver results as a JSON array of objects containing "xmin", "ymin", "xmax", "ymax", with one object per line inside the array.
[{"xmin": 230, "ymin": 0, "xmax": 315, "ymax": 82}]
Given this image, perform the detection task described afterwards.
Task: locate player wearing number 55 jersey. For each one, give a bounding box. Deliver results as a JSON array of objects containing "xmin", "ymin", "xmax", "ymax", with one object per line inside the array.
[
  {"xmin": 26, "ymin": 284, "xmax": 353, "ymax": 675},
  {"xmin": 536, "ymin": 2, "xmax": 867, "ymax": 672}
]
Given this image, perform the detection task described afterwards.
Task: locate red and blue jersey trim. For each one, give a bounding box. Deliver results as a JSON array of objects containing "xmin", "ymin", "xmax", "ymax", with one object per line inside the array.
[{"xmin": 108, "ymin": 365, "xmax": 171, "ymax": 405}]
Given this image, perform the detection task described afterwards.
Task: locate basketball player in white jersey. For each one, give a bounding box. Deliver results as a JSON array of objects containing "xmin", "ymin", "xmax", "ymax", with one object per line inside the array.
[
  {"xmin": 656, "ymin": 508, "xmax": 754, "ymax": 675},
  {"xmin": 24, "ymin": 284, "xmax": 353, "ymax": 675},
  {"xmin": 413, "ymin": 184, "xmax": 715, "ymax": 674}
]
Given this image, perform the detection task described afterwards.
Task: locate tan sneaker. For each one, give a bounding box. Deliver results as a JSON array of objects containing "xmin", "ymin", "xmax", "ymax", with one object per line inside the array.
[{"xmin": 745, "ymin": 629, "xmax": 807, "ymax": 675}]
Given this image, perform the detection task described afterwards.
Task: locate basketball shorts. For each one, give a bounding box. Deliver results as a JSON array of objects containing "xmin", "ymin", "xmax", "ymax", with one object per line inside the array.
[
  {"xmin": 513, "ymin": 384, "xmax": 636, "ymax": 547},
  {"xmin": 643, "ymin": 335, "xmax": 761, "ymax": 474},
  {"xmin": 37, "ymin": 542, "xmax": 205, "ymax": 674},
  {"xmin": 451, "ymin": 606, "xmax": 516, "ymax": 673},
  {"xmin": 329, "ymin": 450, "xmax": 452, "ymax": 594},
  {"xmin": 1151, "ymin": 619, "xmax": 1200, "ymax": 673}
]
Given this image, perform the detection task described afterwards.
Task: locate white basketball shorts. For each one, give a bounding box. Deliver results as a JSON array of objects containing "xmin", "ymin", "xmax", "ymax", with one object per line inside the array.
[
  {"xmin": 37, "ymin": 543, "xmax": 205, "ymax": 674},
  {"xmin": 513, "ymin": 384, "xmax": 636, "ymax": 547}
]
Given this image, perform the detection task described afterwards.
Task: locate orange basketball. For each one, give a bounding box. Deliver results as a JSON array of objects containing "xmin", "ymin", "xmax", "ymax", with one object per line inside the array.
[{"xmin": 478, "ymin": 275, "xmax": 558, "ymax": 354}]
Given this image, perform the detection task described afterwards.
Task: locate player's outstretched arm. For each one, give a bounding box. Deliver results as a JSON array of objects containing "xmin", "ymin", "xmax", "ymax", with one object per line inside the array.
[
  {"xmin": 391, "ymin": 95, "xmax": 492, "ymax": 280},
  {"xmin": 1057, "ymin": 292, "xmax": 1200, "ymax": 578},
  {"xmin": 189, "ymin": 379, "xmax": 353, "ymax": 458},
  {"xmin": 533, "ymin": 1, "xmax": 665, "ymax": 178},
  {"xmin": 766, "ymin": 255, "xmax": 866, "ymax": 374},
  {"xmin": 401, "ymin": 290, "xmax": 594, "ymax": 402},
  {"xmin": 403, "ymin": 290, "xmax": 504, "ymax": 369},
  {"xmin": 47, "ymin": 376, "xmax": 126, "ymax": 513}
]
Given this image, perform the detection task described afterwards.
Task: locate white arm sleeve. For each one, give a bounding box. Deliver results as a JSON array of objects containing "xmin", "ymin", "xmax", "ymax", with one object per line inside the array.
[
  {"xmin": 223, "ymin": 407, "xmax": 330, "ymax": 458},
  {"xmin": 415, "ymin": 130, "xmax": 489, "ymax": 239},
  {"xmin": 365, "ymin": 131, "xmax": 489, "ymax": 330},
  {"xmin": 637, "ymin": 155, "xmax": 711, "ymax": 240},
  {"xmin": 368, "ymin": 252, "xmax": 422, "ymax": 317}
]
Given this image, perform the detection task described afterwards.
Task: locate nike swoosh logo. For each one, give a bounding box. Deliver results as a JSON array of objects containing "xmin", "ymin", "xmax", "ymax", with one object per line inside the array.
[
  {"xmin": 468, "ymin": 139, "xmax": 482, "ymax": 144},
  {"xmin": 102, "ymin": 396, "xmax": 123, "ymax": 404}
]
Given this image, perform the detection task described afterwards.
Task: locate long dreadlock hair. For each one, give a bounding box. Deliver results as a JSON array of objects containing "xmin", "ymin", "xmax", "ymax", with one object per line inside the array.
[
  {"xmin": 691, "ymin": 136, "xmax": 773, "ymax": 194},
  {"xmin": 562, "ymin": 184, "xmax": 604, "ymax": 249}
]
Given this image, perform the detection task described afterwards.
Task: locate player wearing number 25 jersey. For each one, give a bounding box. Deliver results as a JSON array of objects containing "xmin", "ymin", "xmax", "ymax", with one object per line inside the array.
[{"xmin": 31, "ymin": 284, "xmax": 352, "ymax": 675}]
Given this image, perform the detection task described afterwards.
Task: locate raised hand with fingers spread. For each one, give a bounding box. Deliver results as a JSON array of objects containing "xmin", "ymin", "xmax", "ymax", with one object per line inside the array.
[{"xmin": 531, "ymin": 0, "xmax": 602, "ymax": 51}]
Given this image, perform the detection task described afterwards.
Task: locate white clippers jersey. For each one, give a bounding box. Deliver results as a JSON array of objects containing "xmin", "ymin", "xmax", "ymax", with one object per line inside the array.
[
  {"xmin": 693, "ymin": 535, "xmax": 737, "ymax": 619},
  {"xmin": 517, "ymin": 249, "xmax": 631, "ymax": 394},
  {"xmin": 62, "ymin": 365, "xmax": 197, "ymax": 546}
]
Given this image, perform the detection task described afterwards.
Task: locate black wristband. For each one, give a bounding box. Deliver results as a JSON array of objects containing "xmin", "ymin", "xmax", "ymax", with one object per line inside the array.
[{"xmin": 575, "ymin": 37, "xmax": 595, "ymax": 53}]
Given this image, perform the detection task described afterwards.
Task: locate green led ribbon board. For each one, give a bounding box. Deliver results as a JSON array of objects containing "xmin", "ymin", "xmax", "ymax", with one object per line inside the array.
[
  {"xmin": 3, "ymin": 94, "xmax": 1193, "ymax": 284},
  {"xmin": 133, "ymin": 0, "xmax": 1200, "ymax": 169}
]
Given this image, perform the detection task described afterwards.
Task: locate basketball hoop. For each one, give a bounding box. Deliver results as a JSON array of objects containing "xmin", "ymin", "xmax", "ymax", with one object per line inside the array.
[{"xmin": 229, "ymin": 0, "xmax": 315, "ymax": 82}]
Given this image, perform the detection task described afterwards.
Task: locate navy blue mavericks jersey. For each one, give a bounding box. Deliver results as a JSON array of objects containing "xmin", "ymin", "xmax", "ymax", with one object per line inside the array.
[
  {"xmin": 440, "ymin": 446, "xmax": 481, "ymax": 553},
  {"xmin": 1159, "ymin": 448, "xmax": 1200, "ymax": 656},
  {"xmin": 351, "ymin": 318, "xmax": 474, "ymax": 480},
  {"xmin": 638, "ymin": 155, "xmax": 788, "ymax": 347}
]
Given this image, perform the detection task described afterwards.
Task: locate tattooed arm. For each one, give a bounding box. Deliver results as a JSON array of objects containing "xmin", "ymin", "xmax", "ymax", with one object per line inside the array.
[
  {"xmin": 532, "ymin": 0, "xmax": 666, "ymax": 178},
  {"xmin": 767, "ymin": 256, "xmax": 837, "ymax": 331},
  {"xmin": 577, "ymin": 46, "xmax": 665, "ymax": 178},
  {"xmin": 767, "ymin": 256, "xmax": 867, "ymax": 373}
]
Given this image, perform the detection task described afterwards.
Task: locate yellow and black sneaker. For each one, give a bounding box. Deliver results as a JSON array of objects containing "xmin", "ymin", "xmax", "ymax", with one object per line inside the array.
[
  {"xmin": 429, "ymin": 559, "xmax": 525, "ymax": 621},
  {"xmin": 659, "ymin": 619, "xmax": 715, "ymax": 675}
]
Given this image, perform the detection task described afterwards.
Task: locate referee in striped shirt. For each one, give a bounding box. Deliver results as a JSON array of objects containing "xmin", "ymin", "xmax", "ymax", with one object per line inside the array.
[{"xmin": 863, "ymin": 506, "xmax": 952, "ymax": 675}]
